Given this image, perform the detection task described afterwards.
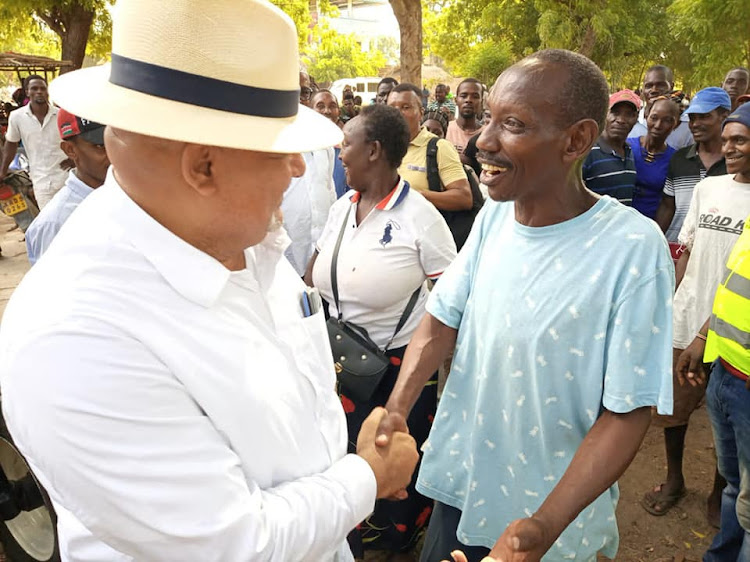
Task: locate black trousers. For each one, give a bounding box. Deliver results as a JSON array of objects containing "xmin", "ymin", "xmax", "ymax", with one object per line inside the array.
[{"xmin": 420, "ymin": 502, "xmax": 491, "ymax": 562}]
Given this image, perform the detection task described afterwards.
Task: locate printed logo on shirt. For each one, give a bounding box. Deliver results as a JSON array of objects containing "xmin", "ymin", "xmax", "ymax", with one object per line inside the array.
[
  {"xmin": 406, "ymin": 164, "xmax": 427, "ymax": 173},
  {"xmin": 698, "ymin": 213, "xmax": 745, "ymax": 235},
  {"xmin": 379, "ymin": 220, "xmax": 400, "ymax": 247}
]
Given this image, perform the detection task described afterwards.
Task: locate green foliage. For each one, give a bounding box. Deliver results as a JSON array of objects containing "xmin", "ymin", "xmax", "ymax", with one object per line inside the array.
[
  {"xmin": 304, "ymin": 23, "xmax": 386, "ymax": 82},
  {"xmin": 424, "ymin": 0, "xmax": 745, "ymax": 91},
  {"xmin": 667, "ymin": 0, "xmax": 750, "ymax": 86},
  {"xmin": 0, "ymin": 0, "xmax": 113, "ymax": 63},
  {"xmin": 269, "ymin": 0, "xmax": 312, "ymax": 53},
  {"xmin": 457, "ymin": 40, "xmax": 514, "ymax": 84}
]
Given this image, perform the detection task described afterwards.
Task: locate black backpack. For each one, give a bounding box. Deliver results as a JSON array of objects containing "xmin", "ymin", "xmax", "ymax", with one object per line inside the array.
[{"xmin": 426, "ymin": 136, "xmax": 485, "ymax": 251}]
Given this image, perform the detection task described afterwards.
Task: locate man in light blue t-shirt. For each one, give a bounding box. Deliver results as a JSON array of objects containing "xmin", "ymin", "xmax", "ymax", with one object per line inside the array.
[{"xmin": 377, "ymin": 49, "xmax": 674, "ymax": 562}]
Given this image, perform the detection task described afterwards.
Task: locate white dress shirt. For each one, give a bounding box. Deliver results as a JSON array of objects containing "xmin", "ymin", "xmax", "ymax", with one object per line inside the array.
[
  {"xmin": 282, "ymin": 148, "xmax": 337, "ymax": 275},
  {"xmin": 25, "ymin": 169, "xmax": 95, "ymax": 265},
  {"xmin": 0, "ymin": 170, "xmax": 376, "ymax": 561},
  {"xmin": 5, "ymin": 103, "xmax": 68, "ymax": 208}
]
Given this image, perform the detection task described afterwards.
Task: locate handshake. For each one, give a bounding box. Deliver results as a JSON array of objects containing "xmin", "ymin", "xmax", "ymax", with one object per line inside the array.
[{"xmin": 356, "ymin": 407, "xmax": 419, "ymax": 499}]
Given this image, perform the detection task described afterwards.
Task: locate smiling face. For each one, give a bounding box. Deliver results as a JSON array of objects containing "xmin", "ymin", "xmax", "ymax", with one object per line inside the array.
[
  {"xmin": 475, "ymin": 64, "xmax": 571, "ymax": 202},
  {"xmin": 435, "ymin": 85, "xmax": 447, "ymax": 103},
  {"xmin": 604, "ymin": 102, "xmax": 638, "ymax": 144},
  {"xmin": 688, "ymin": 109, "xmax": 726, "ymax": 144},
  {"xmin": 339, "ymin": 116, "xmax": 375, "ymax": 190},
  {"xmin": 722, "ymin": 122, "xmax": 750, "ymax": 181},
  {"xmin": 311, "ymin": 91, "xmax": 340, "ymax": 124}
]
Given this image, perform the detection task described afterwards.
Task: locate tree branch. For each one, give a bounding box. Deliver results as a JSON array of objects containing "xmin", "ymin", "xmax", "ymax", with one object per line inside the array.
[{"xmin": 36, "ymin": 9, "xmax": 65, "ymax": 37}]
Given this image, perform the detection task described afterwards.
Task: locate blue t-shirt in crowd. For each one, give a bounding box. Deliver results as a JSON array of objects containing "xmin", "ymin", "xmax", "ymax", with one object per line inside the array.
[
  {"xmin": 332, "ymin": 146, "xmax": 349, "ymax": 199},
  {"xmin": 418, "ymin": 196, "xmax": 674, "ymax": 561},
  {"xmin": 627, "ymin": 137, "xmax": 676, "ymax": 219}
]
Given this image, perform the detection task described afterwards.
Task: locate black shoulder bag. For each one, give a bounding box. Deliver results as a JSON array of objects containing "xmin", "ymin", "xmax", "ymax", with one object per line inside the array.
[
  {"xmin": 426, "ymin": 136, "xmax": 485, "ymax": 251},
  {"xmin": 325, "ymin": 204, "xmax": 421, "ymax": 402}
]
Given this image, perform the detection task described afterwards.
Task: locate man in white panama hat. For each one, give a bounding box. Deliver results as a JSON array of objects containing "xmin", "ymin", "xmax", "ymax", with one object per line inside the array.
[{"xmin": 0, "ymin": 1, "xmax": 418, "ymax": 561}]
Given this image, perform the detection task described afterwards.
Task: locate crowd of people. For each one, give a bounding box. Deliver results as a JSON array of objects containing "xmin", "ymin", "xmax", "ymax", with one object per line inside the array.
[{"xmin": 0, "ymin": 1, "xmax": 749, "ymax": 561}]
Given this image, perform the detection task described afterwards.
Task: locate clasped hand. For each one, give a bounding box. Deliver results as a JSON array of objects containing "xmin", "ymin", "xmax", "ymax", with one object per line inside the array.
[
  {"xmin": 442, "ymin": 516, "xmax": 552, "ymax": 562},
  {"xmin": 357, "ymin": 407, "xmax": 418, "ymax": 499}
]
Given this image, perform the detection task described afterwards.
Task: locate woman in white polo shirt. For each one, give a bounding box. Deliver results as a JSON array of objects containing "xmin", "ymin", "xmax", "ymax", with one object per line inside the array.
[{"xmin": 306, "ymin": 104, "xmax": 456, "ymax": 559}]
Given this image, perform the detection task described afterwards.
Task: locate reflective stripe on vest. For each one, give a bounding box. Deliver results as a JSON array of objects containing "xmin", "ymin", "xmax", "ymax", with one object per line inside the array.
[
  {"xmin": 705, "ymin": 223, "xmax": 750, "ymax": 371},
  {"xmin": 710, "ymin": 316, "xmax": 750, "ymax": 350},
  {"xmin": 724, "ymin": 267, "xmax": 750, "ymax": 298}
]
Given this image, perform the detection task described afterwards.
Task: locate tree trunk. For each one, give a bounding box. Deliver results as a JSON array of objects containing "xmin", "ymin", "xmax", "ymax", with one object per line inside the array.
[
  {"xmin": 578, "ymin": 23, "xmax": 597, "ymax": 58},
  {"xmin": 389, "ymin": 0, "xmax": 422, "ymax": 86},
  {"xmin": 37, "ymin": 3, "xmax": 95, "ymax": 73}
]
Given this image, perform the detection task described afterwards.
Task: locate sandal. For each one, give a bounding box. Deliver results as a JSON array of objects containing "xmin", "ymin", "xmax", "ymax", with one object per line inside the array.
[{"xmin": 641, "ymin": 483, "xmax": 686, "ymax": 516}]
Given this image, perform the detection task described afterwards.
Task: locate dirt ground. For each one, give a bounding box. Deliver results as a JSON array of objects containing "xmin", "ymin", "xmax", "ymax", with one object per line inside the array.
[{"xmin": 0, "ymin": 213, "xmax": 720, "ymax": 561}]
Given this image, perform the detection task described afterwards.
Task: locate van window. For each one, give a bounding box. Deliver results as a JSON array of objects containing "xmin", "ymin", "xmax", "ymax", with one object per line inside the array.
[
  {"xmin": 367, "ymin": 83, "xmax": 378, "ymax": 92},
  {"xmin": 356, "ymin": 82, "xmax": 365, "ymax": 92}
]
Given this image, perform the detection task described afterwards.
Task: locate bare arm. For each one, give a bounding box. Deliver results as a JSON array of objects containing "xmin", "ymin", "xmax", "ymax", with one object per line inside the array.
[
  {"xmin": 674, "ymin": 247, "xmax": 690, "ymax": 289},
  {"xmin": 303, "ymin": 250, "xmax": 318, "ymax": 287},
  {"xmin": 378, "ymin": 313, "xmax": 457, "ymax": 442},
  {"xmin": 655, "ymin": 194, "xmax": 676, "ymax": 233},
  {"xmin": 421, "ymin": 178, "xmax": 472, "ymax": 211},
  {"xmin": 1, "ymin": 140, "xmax": 18, "ymax": 178},
  {"xmin": 485, "ymin": 407, "xmax": 652, "ymax": 560}
]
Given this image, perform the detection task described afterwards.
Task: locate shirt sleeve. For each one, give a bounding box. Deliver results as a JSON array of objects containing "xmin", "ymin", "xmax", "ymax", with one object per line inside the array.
[
  {"xmin": 2, "ymin": 326, "xmax": 376, "ymax": 562},
  {"xmin": 426, "ymin": 203, "xmax": 490, "ymax": 329},
  {"xmin": 677, "ymin": 180, "xmax": 701, "ymax": 250},
  {"xmin": 416, "ymin": 212, "xmax": 457, "ymax": 280},
  {"xmin": 24, "ymin": 220, "xmax": 61, "ymax": 266},
  {"xmin": 436, "ymin": 139, "xmax": 468, "ymax": 187},
  {"xmin": 601, "ymin": 264, "xmax": 674, "ymax": 416},
  {"xmin": 662, "ymin": 159, "xmax": 677, "ymax": 197},
  {"xmin": 5, "ymin": 111, "xmax": 21, "ymax": 143},
  {"xmin": 315, "ymin": 197, "xmax": 347, "ymax": 253}
]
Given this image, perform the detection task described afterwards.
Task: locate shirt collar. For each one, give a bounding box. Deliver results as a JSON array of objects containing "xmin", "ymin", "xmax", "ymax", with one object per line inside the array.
[
  {"xmin": 349, "ymin": 177, "xmax": 410, "ymax": 210},
  {"xmin": 66, "ymin": 170, "xmax": 96, "ymax": 198},
  {"xmin": 104, "ymin": 169, "xmax": 231, "ymax": 308},
  {"xmin": 410, "ymin": 127, "xmax": 436, "ymax": 147},
  {"xmin": 22, "ymin": 102, "xmax": 57, "ymax": 125},
  {"xmin": 685, "ymin": 143, "xmax": 699, "ymax": 159}
]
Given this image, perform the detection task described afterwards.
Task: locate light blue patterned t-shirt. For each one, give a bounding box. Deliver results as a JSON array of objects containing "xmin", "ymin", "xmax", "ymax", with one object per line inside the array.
[{"xmin": 417, "ymin": 196, "xmax": 674, "ymax": 561}]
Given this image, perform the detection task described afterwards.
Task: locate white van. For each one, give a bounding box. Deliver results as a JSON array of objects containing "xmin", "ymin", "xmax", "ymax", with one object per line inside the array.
[{"xmin": 330, "ymin": 77, "xmax": 381, "ymax": 105}]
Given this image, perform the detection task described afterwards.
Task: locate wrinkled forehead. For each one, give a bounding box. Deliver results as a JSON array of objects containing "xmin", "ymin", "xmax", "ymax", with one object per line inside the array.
[{"xmin": 491, "ymin": 61, "xmax": 565, "ymax": 104}]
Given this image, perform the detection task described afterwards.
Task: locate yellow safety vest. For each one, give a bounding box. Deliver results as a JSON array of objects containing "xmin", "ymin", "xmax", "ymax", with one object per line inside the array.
[{"xmin": 705, "ymin": 218, "xmax": 750, "ymax": 374}]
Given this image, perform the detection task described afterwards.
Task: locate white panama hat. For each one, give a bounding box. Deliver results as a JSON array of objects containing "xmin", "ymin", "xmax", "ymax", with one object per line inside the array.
[{"xmin": 49, "ymin": 0, "xmax": 343, "ymax": 153}]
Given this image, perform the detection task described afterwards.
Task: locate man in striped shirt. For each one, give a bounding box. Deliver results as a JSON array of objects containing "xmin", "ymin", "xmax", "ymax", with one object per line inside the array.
[{"xmin": 582, "ymin": 90, "xmax": 640, "ymax": 204}]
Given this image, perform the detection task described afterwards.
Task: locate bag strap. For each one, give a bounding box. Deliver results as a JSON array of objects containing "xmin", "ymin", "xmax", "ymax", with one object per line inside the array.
[
  {"xmin": 426, "ymin": 136, "xmax": 442, "ymax": 193},
  {"xmin": 330, "ymin": 203, "xmax": 353, "ymax": 320},
  {"xmin": 384, "ymin": 286, "xmax": 422, "ymax": 351}
]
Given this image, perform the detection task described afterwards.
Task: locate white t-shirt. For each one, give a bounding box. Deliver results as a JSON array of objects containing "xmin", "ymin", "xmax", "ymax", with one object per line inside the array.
[
  {"xmin": 673, "ymin": 174, "xmax": 750, "ymax": 349},
  {"xmin": 313, "ymin": 179, "xmax": 457, "ymax": 349},
  {"xmin": 5, "ymin": 103, "xmax": 67, "ymax": 205}
]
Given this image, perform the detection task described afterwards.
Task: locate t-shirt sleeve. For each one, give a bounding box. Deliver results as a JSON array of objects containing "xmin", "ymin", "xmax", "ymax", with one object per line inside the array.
[
  {"xmin": 436, "ymin": 139, "xmax": 468, "ymax": 187},
  {"xmin": 662, "ymin": 158, "xmax": 677, "ymax": 197},
  {"xmin": 426, "ymin": 203, "xmax": 490, "ymax": 329},
  {"xmin": 601, "ymin": 263, "xmax": 674, "ymax": 416},
  {"xmin": 5, "ymin": 111, "xmax": 21, "ymax": 143},
  {"xmin": 315, "ymin": 197, "xmax": 347, "ymax": 253},
  {"xmin": 417, "ymin": 213, "xmax": 457, "ymax": 280},
  {"xmin": 677, "ymin": 180, "xmax": 701, "ymax": 250}
]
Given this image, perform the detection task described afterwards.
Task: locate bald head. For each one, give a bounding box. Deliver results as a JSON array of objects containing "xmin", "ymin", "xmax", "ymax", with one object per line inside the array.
[{"xmin": 502, "ymin": 49, "xmax": 609, "ymax": 133}]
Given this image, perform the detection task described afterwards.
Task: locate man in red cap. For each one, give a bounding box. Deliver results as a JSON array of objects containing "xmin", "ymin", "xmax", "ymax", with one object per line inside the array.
[
  {"xmin": 25, "ymin": 108, "xmax": 109, "ymax": 265},
  {"xmin": 582, "ymin": 89, "xmax": 641, "ymax": 205}
]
